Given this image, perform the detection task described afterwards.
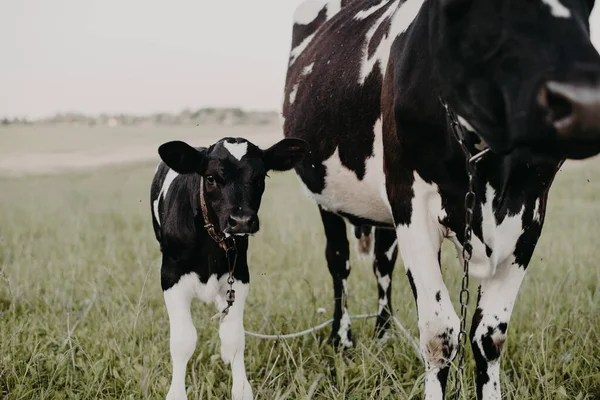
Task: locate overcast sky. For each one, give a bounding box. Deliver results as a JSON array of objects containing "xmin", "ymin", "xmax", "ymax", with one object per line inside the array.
[{"xmin": 1, "ymin": 0, "xmax": 599, "ymax": 118}]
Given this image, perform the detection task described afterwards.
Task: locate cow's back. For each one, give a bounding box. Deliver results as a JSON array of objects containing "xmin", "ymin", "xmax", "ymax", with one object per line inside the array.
[{"xmin": 283, "ymin": 0, "xmax": 402, "ymax": 225}]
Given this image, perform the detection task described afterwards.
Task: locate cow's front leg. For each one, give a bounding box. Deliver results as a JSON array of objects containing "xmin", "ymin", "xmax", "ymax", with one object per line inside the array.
[
  {"xmin": 163, "ymin": 273, "xmax": 198, "ymax": 400},
  {"xmin": 390, "ymin": 179, "xmax": 459, "ymax": 399},
  {"xmin": 470, "ymin": 261, "xmax": 527, "ymax": 400},
  {"xmin": 372, "ymin": 227, "xmax": 398, "ymax": 340},
  {"xmin": 215, "ymin": 277, "xmax": 253, "ymax": 400}
]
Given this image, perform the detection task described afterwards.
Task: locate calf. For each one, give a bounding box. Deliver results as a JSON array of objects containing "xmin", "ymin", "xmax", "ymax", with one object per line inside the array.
[{"xmin": 150, "ymin": 137, "xmax": 308, "ymax": 400}]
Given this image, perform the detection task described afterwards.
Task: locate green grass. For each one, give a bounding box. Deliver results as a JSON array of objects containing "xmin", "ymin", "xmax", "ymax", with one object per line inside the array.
[{"xmin": 0, "ymin": 160, "xmax": 599, "ymax": 399}]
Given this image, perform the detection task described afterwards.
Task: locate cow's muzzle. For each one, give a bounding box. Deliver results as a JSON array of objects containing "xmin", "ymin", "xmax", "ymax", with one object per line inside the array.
[{"xmin": 539, "ymin": 81, "xmax": 600, "ymax": 159}]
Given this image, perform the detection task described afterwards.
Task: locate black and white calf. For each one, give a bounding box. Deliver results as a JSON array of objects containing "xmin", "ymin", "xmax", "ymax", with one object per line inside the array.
[
  {"xmin": 150, "ymin": 137, "xmax": 308, "ymax": 400},
  {"xmin": 283, "ymin": 0, "xmax": 600, "ymax": 398}
]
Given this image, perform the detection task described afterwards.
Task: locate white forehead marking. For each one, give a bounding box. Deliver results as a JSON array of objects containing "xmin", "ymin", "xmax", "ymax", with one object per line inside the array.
[
  {"xmin": 542, "ymin": 0, "xmax": 571, "ymax": 18},
  {"xmin": 223, "ymin": 141, "xmax": 248, "ymax": 161}
]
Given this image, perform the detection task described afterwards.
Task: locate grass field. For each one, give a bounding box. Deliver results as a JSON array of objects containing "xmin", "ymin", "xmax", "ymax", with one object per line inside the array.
[{"xmin": 1, "ymin": 127, "xmax": 599, "ymax": 399}]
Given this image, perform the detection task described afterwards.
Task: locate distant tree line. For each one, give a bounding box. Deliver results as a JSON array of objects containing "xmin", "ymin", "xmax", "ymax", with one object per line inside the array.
[{"xmin": 0, "ymin": 107, "xmax": 280, "ymax": 127}]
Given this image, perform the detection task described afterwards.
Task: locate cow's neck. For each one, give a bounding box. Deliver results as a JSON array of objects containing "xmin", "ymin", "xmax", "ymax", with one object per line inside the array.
[{"xmin": 391, "ymin": 3, "xmax": 562, "ymax": 270}]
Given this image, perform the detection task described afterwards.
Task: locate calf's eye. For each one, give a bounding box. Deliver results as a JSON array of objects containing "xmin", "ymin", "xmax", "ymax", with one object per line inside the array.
[{"xmin": 206, "ymin": 175, "xmax": 216, "ymax": 185}]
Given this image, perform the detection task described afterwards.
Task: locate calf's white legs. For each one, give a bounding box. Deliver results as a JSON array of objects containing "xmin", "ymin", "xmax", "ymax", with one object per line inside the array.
[
  {"xmin": 164, "ymin": 275, "xmax": 198, "ymax": 400},
  {"xmin": 163, "ymin": 274, "xmax": 252, "ymax": 400},
  {"xmin": 215, "ymin": 279, "xmax": 253, "ymax": 400}
]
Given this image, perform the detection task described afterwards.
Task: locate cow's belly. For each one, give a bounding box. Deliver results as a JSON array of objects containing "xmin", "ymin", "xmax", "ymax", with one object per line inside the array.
[{"xmin": 301, "ymin": 120, "xmax": 394, "ymax": 225}]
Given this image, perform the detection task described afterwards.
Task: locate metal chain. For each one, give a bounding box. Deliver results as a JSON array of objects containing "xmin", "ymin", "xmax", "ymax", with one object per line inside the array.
[
  {"xmin": 221, "ymin": 239, "xmax": 238, "ymax": 317},
  {"xmin": 452, "ymin": 150, "xmax": 477, "ymax": 400},
  {"xmin": 442, "ymin": 98, "xmax": 489, "ymax": 399}
]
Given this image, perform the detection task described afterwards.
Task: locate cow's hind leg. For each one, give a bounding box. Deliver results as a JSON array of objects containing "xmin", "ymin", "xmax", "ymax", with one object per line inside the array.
[
  {"xmin": 319, "ymin": 206, "xmax": 353, "ymax": 349},
  {"xmin": 470, "ymin": 261, "xmax": 527, "ymax": 400},
  {"xmin": 372, "ymin": 227, "xmax": 398, "ymax": 340},
  {"xmin": 163, "ymin": 270, "xmax": 198, "ymax": 400}
]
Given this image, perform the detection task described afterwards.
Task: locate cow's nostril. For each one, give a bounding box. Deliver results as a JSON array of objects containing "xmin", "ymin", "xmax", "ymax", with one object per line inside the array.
[
  {"xmin": 546, "ymin": 86, "xmax": 573, "ymax": 123},
  {"xmin": 228, "ymin": 215, "xmax": 238, "ymax": 227}
]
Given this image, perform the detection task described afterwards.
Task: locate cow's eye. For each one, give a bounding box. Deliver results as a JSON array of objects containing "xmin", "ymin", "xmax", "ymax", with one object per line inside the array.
[{"xmin": 206, "ymin": 175, "xmax": 216, "ymax": 185}]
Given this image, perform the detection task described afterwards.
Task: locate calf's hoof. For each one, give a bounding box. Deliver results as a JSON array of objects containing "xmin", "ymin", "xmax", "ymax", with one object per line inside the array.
[
  {"xmin": 166, "ymin": 387, "xmax": 187, "ymax": 400},
  {"xmin": 232, "ymin": 379, "xmax": 253, "ymax": 400}
]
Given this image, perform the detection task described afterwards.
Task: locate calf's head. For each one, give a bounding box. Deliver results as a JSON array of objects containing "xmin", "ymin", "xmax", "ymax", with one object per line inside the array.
[
  {"xmin": 158, "ymin": 137, "xmax": 308, "ymax": 236},
  {"xmin": 430, "ymin": 0, "xmax": 600, "ymax": 159}
]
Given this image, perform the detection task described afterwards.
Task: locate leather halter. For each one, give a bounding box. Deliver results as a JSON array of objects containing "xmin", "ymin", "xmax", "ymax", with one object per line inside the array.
[{"xmin": 199, "ymin": 176, "xmax": 230, "ymax": 251}]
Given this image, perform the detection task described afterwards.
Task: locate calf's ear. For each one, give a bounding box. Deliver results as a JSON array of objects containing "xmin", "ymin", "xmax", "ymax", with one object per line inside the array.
[
  {"xmin": 158, "ymin": 141, "xmax": 206, "ymax": 174},
  {"xmin": 263, "ymin": 138, "xmax": 309, "ymax": 171}
]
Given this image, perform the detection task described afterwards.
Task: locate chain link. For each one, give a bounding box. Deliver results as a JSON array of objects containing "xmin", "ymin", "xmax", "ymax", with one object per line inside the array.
[
  {"xmin": 221, "ymin": 239, "xmax": 238, "ymax": 317},
  {"xmin": 452, "ymin": 150, "xmax": 477, "ymax": 400}
]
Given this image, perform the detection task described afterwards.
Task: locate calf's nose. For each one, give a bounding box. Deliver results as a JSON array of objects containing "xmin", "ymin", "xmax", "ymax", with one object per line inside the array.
[{"xmin": 227, "ymin": 214, "xmax": 259, "ymax": 235}]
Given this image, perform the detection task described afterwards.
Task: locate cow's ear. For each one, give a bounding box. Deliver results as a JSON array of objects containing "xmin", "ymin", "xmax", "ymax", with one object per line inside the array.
[
  {"xmin": 263, "ymin": 138, "xmax": 309, "ymax": 171},
  {"xmin": 158, "ymin": 141, "xmax": 206, "ymax": 174}
]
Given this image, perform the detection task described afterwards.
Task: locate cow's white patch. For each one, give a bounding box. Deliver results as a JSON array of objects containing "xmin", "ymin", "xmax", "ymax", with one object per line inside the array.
[
  {"xmin": 355, "ymin": 0, "xmax": 390, "ymax": 20},
  {"xmin": 474, "ymin": 259, "xmax": 527, "ymax": 399},
  {"xmin": 224, "ymin": 142, "xmax": 248, "ymax": 161},
  {"xmin": 385, "ymin": 239, "xmax": 398, "ymax": 260},
  {"xmin": 164, "ymin": 273, "xmax": 220, "ymax": 400},
  {"xmin": 358, "ymin": 0, "xmax": 424, "ymax": 84},
  {"xmin": 447, "ymin": 184, "xmax": 525, "ymax": 279},
  {"xmin": 394, "ymin": 173, "xmax": 459, "ymax": 396},
  {"xmin": 306, "ymin": 118, "xmax": 393, "ymax": 224},
  {"xmin": 153, "ymin": 199, "xmax": 161, "ymax": 226},
  {"xmin": 457, "ymin": 115, "xmax": 475, "ymax": 132},
  {"xmin": 338, "ymin": 308, "xmax": 353, "ymax": 347},
  {"xmin": 375, "ymin": 270, "xmax": 391, "ymax": 292},
  {"xmin": 345, "ymin": 260, "xmax": 350, "ymax": 271},
  {"xmin": 326, "ymin": 0, "xmax": 343, "ymax": 19},
  {"xmin": 289, "ymin": 84, "xmax": 299, "ymax": 104},
  {"xmin": 533, "ymin": 198, "xmax": 541, "ymax": 222},
  {"xmin": 302, "ymin": 62, "xmax": 315, "ymax": 76},
  {"xmin": 542, "ymin": 0, "xmax": 571, "ymax": 18},
  {"xmin": 154, "ymin": 168, "xmax": 179, "ymax": 227},
  {"xmin": 289, "ymin": 33, "xmax": 316, "ymax": 66},
  {"xmin": 294, "ymin": 0, "xmax": 328, "ymax": 24},
  {"xmin": 161, "ymin": 169, "xmax": 179, "ymax": 199}
]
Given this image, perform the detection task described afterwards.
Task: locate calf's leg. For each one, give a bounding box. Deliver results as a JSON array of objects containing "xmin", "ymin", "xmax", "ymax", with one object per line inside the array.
[
  {"xmin": 319, "ymin": 206, "xmax": 353, "ymax": 349},
  {"xmin": 215, "ymin": 278, "xmax": 253, "ymax": 400},
  {"xmin": 163, "ymin": 272, "xmax": 198, "ymax": 400}
]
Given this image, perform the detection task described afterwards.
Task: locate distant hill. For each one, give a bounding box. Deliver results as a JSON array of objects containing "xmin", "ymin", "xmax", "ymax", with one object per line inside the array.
[{"xmin": 1, "ymin": 107, "xmax": 281, "ymax": 127}]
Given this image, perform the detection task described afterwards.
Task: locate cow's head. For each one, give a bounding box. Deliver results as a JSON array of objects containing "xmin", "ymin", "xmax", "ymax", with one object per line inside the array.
[
  {"xmin": 158, "ymin": 137, "xmax": 308, "ymax": 235},
  {"xmin": 430, "ymin": 0, "xmax": 600, "ymax": 159}
]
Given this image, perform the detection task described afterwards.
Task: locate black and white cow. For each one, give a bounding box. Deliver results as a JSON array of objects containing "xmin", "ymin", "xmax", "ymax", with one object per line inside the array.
[
  {"xmin": 150, "ymin": 137, "xmax": 308, "ymax": 400},
  {"xmin": 283, "ymin": 0, "xmax": 600, "ymax": 398}
]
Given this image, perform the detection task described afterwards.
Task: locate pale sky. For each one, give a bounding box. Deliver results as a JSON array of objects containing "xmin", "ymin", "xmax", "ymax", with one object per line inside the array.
[{"xmin": 1, "ymin": 0, "xmax": 599, "ymax": 119}]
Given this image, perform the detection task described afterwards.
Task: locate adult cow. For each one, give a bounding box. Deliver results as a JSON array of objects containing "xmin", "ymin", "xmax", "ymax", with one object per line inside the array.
[{"xmin": 282, "ymin": 0, "xmax": 600, "ymax": 398}]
